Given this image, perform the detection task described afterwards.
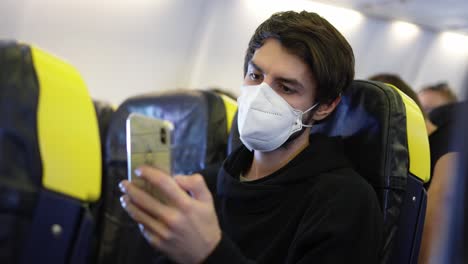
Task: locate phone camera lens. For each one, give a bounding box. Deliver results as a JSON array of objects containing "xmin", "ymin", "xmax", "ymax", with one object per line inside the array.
[{"xmin": 160, "ymin": 128, "xmax": 167, "ymax": 144}]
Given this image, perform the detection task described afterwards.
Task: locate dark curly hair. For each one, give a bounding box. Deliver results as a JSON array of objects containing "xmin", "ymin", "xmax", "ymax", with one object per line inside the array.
[{"xmin": 244, "ymin": 11, "xmax": 355, "ymax": 104}]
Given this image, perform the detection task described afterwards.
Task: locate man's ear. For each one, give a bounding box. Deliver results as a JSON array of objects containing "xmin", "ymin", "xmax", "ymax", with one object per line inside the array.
[{"xmin": 312, "ymin": 96, "xmax": 341, "ymax": 121}]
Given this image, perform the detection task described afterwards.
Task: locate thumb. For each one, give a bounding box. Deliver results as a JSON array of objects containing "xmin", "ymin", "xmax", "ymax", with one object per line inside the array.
[{"xmin": 174, "ymin": 174, "xmax": 212, "ymax": 203}]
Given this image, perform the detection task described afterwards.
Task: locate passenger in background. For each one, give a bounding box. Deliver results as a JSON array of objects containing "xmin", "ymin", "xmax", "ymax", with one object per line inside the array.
[
  {"xmin": 369, "ymin": 73, "xmax": 458, "ymax": 264},
  {"xmin": 418, "ymin": 82, "xmax": 458, "ymax": 115},
  {"xmin": 118, "ymin": 11, "xmax": 384, "ymax": 264},
  {"xmin": 418, "ymin": 83, "xmax": 459, "ymax": 127},
  {"xmin": 369, "ymin": 74, "xmax": 430, "ymax": 130},
  {"xmin": 428, "ymin": 100, "xmax": 467, "ymax": 128}
]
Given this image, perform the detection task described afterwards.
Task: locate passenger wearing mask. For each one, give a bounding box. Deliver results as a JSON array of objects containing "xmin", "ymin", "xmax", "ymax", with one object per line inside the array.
[
  {"xmin": 418, "ymin": 82, "xmax": 458, "ymax": 115},
  {"xmin": 119, "ymin": 11, "xmax": 383, "ymax": 263},
  {"xmin": 427, "ymin": 100, "xmax": 466, "ymax": 128},
  {"xmin": 369, "ymin": 73, "xmax": 458, "ymax": 264},
  {"xmin": 418, "ymin": 82, "xmax": 459, "ymax": 127}
]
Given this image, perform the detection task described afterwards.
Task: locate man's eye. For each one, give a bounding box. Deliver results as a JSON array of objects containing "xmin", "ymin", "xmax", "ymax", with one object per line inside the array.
[
  {"xmin": 249, "ymin": 73, "xmax": 261, "ymax": 80},
  {"xmin": 281, "ymin": 85, "xmax": 294, "ymax": 94}
]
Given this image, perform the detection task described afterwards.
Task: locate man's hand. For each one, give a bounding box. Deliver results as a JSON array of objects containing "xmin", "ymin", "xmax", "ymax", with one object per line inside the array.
[{"xmin": 119, "ymin": 165, "xmax": 221, "ymax": 264}]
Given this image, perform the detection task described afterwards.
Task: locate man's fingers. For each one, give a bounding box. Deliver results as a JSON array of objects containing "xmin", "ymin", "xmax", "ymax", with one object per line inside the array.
[
  {"xmin": 139, "ymin": 224, "xmax": 159, "ymax": 246},
  {"xmin": 120, "ymin": 195, "xmax": 169, "ymax": 241},
  {"xmin": 136, "ymin": 165, "xmax": 189, "ymax": 208},
  {"xmin": 120, "ymin": 180, "xmax": 174, "ymax": 221},
  {"xmin": 174, "ymin": 174, "xmax": 213, "ymax": 203}
]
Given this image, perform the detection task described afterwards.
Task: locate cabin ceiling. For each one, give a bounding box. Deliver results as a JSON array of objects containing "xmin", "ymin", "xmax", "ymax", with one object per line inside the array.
[{"xmin": 316, "ymin": 0, "xmax": 468, "ymax": 35}]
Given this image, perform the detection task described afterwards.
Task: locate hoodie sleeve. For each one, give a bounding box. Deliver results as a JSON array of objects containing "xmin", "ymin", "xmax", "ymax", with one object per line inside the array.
[{"xmin": 203, "ymin": 233, "xmax": 255, "ymax": 264}]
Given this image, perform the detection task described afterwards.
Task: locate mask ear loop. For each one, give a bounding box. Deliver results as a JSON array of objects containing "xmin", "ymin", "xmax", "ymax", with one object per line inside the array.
[{"xmin": 300, "ymin": 102, "xmax": 320, "ymax": 128}]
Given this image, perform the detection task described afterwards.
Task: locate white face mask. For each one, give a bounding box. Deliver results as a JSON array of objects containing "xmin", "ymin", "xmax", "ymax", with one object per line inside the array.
[{"xmin": 237, "ymin": 82, "xmax": 319, "ymax": 152}]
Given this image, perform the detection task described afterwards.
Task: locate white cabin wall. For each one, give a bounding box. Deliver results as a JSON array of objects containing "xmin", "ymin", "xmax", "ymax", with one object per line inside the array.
[
  {"xmin": 189, "ymin": 0, "xmax": 374, "ymax": 95},
  {"xmin": 187, "ymin": 0, "xmax": 256, "ymax": 94},
  {"xmin": 413, "ymin": 32, "xmax": 468, "ymax": 93},
  {"xmin": 352, "ymin": 18, "xmax": 437, "ymax": 85},
  {"xmin": 1, "ymin": 0, "xmax": 467, "ymax": 103},
  {"xmin": 190, "ymin": 0, "xmax": 468, "ymax": 97},
  {"xmin": 1, "ymin": 0, "xmax": 211, "ymax": 104}
]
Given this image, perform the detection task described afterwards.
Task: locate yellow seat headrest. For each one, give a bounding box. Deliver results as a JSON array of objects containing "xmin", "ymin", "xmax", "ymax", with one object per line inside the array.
[
  {"xmin": 388, "ymin": 84, "xmax": 431, "ymax": 183},
  {"xmin": 218, "ymin": 94, "xmax": 237, "ymax": 133},
  {"xmin": 32, "ymin": 46, "xmax": 102, "ymax": 202}
]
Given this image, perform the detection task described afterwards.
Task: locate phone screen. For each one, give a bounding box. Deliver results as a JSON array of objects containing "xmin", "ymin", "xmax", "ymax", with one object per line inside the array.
[{"xmin": 126, "ymin": 113, "xmax": 174, "ymax": 199}]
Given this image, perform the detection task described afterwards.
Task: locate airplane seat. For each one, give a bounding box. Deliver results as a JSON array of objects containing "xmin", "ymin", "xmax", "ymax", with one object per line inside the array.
[
  {"xmin": 227, "ymin": 80, "xmax": 430, "ymax": 264},
  {"xmin": 89, "ymin": 100, "xmax": 115, "ymax": 259},
  {"xmin": 0, "ymin": 41, "xmax": 102, "ymax": 264},
  {"xmin": 385, "ymin": 82, "xmax": 431, "ymax": 264},
  {"xmin": 96, "ymin": 89, "xmax": 236, "ymax": 263},
  {"xmin": 215, "ymin": 93, "xmax": 238, "ymax": 156},
  {"xmin": 93, "ymin": 100, "xmax": 115, "ymax": 145}
]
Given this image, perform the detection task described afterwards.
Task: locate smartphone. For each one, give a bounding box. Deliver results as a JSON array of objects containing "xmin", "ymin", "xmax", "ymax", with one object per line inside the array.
[{"xmin": 126, "ymin": 113, "xmax": 174, "ymax": 200}]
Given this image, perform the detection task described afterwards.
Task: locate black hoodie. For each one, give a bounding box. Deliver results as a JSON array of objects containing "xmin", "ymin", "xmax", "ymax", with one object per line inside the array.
[{"xmin": 202, "ymin": 134, "xmax": 383, "ymax": 264}]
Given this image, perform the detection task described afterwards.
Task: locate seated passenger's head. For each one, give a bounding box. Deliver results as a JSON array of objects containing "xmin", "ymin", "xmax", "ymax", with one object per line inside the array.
[
  {"xmin": 369, "ymin": 73, "xmax": 425, "ymax": 116},
  {"xmin": 368, "ymin": 73, "xmax": 440, "ymax": 134},
  {"xmin": 237, "ymin": 11, "xmax": 355, "ymax": 152},
  {"xmin": 418, "ymin": 82, "xmax": 458, "ymax": 114}
]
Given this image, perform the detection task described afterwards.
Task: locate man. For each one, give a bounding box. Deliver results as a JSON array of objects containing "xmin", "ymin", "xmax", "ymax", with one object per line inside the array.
[
  {"xmin": 418, "ymin": 82, "xmax": 458, "ymax": 115},
  {"xmin": 119, "ymin": 11, "xmax": 383, "ymax": 263}
]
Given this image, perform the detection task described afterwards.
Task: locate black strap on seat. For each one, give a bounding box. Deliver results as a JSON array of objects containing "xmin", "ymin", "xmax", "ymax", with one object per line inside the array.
[
  {"xmin": 21, "ymin": 190, "xmax": 92, "ymax": 264},
  {"xmin": 0, "ymin": 41, "xmax": 43, "ymax": 263}
]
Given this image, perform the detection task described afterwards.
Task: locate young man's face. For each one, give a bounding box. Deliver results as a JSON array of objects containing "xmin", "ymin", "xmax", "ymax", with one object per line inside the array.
[
  {"xmin": 244, "ymin": 38, "xmax": 318, "ymax": 112},
  {"xmin": 418, "ymin": 90, "xmax": 451, "ymax": 114}
]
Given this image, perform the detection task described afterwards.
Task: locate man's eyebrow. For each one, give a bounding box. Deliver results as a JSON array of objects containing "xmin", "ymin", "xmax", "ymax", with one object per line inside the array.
[
  {"xmin": 278, "ymin": 77, "xmax": 304, "ymax": 89},
  {"xmin": 250, "ymin": 60, "xmax": 304, "ymax": 89},
  {"xmin": 249, "ymin": 60, "xmax": 264, "ymax": 73}
]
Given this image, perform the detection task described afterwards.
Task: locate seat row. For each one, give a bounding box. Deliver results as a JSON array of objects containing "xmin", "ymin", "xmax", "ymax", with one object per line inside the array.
[{"xmin": 0, "ymin": 42, "xmax": 429, "ymax": 264}]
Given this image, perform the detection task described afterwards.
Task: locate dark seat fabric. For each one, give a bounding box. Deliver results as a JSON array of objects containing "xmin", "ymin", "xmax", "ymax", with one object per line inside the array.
[
  {"xmin": 89, "ymin": 100, "xmax": 115, "ymax": 261},
  {"xmin": 96, "ymin": 90, "xmax": 230, "ymax": 264},
  {"xmin": 310, "ymin": 80, "xmax": 408, "ymax": 262},
  {"xmin": 93, "ymin": 100, "xmax": 115, "ymax": 147},
  {"xmin": 91, "ymin": 100, "xmax": 115, "ymax": 219},
  {"xmin": 228, "ymin": 80, "xmax": 409, "ymax": 262},
  {"xmin": 0, "ymin": 41, "xmax": 42, "ymax": 264}
]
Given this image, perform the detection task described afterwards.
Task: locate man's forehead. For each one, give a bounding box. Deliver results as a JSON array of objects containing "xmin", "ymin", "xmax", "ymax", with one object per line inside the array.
[
  {"xmin": 249, "ymin": 41, "xmax": 314, "ymax": 85},
  {"xmin": 251, "ymin": 59, "xmax": 304, "ymax": 81}
]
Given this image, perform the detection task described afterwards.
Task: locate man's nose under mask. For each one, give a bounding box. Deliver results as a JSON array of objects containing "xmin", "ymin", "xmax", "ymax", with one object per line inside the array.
[{"xmin": 237, "ymin": 82, "xmax": 319, "ymax": 152}]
